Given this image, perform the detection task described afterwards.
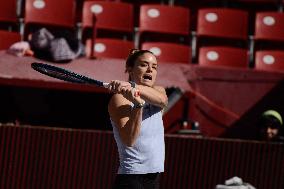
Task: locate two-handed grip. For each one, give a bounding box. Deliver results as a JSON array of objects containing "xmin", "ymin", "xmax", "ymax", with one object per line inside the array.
[{"xmin": 103, "ymin": 82, "xmax": 140, "ymax": 97}]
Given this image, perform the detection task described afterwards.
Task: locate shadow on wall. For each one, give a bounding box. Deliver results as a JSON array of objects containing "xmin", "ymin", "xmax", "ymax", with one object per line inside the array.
[
  {"xmin": 222, "ymin": 79, "xmax": 284, "ymax": 140},
  {"xmin": 0, "ymin": 85, "xmax": 112, "ymax": 130}
]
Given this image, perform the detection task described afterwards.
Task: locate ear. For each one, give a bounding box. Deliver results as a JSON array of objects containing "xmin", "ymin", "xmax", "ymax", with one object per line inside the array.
[
  {"xmin": 127, "ymin": 68, "xmax": 134, "ymax": 81},
  {"xmin": 129, "ymin": 71, "xmax": 134, "ymax": 80},
  {"xmin": 126, "ymin": 66, "xmax": 132, "ymax": 74}
]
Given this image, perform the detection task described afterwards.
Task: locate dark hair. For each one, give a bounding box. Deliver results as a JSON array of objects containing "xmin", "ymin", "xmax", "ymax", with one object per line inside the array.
[{"xmin": 125, "ymin": 49, "xmax": 154, "ymax": 72}]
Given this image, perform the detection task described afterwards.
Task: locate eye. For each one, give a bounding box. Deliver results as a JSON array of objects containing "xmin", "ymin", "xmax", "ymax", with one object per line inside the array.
[{"xmin": 140, "ymin": 63, "xmax": 147, "ymax": 67}]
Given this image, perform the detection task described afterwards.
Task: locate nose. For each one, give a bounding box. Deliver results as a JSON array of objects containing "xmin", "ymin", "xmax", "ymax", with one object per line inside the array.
[{"xmin": 147, "ymin": 65, "xmax": 153, "ymax": 72}]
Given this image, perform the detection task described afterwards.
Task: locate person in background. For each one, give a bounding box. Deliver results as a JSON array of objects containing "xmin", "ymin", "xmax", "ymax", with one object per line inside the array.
[
  {"xmin": 108, "ymin": 49, "xmax": 168, "ymax": 189},
  {"xmin": 258, "ymin": 110, "xmax": 283, "ymax": 142}
]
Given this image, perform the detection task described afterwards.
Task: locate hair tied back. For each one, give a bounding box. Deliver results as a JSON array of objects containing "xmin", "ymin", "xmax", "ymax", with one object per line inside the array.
[{"xmin": 129, "ymin": 49, "xmax": 140, "ymax": 56}]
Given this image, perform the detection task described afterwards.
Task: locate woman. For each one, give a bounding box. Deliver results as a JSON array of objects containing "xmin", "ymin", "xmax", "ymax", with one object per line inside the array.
[{"xmin": 108, "ymin": 49, "xmax": 168, "ymax": 189}]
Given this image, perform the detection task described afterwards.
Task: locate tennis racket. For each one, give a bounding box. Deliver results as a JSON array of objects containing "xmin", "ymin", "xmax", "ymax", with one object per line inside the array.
[
  {"xmin": 31, "ymin": 62, "xmax": 140, "ymax": 96},
  {"xmin": 31, "ymin": 62, "xmax": 109, "ymax": 88}
]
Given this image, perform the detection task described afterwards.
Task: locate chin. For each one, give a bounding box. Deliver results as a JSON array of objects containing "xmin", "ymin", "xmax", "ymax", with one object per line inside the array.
[
  {"xmin": 142, "ymin": 81, "xmax": 154, "ymax": 87},
  {"xmin": 137, "ymin": 79, "xmax": 154, "ymax": 87}
]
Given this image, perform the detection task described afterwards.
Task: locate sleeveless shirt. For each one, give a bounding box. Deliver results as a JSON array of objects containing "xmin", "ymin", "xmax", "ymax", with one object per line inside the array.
[{"xmin": 111, "ymin": 103, "xmax": 165, "ymax": 174}]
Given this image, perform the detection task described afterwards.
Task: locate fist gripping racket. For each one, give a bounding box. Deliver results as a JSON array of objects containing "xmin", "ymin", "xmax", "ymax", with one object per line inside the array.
[
  {"xmin": 31, "ymin": 62, "xmax": 109, "ymax": 87},
  {"xmin": 31, "ymin": 62, "xmax": 140, "ymax": 96}
]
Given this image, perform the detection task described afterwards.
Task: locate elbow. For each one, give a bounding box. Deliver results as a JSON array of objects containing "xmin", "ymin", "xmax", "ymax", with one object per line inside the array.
[
  {"xmin": 124, "ymin": 140, "xmax": 136, "ymax": 147},
  {"xmin": 125, "ymin": 143, "xmax": 135, "ymax": 147},
  {"xmin": 159, "ymin": 96, "xmax": 168, "ymax": 109},
  {"xmin": 121, "ymin": 137, "xmax": 136, "ymax": 147}
]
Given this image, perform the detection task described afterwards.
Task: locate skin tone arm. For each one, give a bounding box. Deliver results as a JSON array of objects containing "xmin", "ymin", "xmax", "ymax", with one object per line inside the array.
[
  {"xmin": 108, "ymin": 80, "xmax": 168, "ymax": 109},
  {"xmin": 108, "ymin": 94, "xmax": 142, "ymax": 147},
  {"xmin": 135, "ymin": 85, "xmax": 168, "ymax": 109},
  {"xmin": 108, "ymin": 80, "xmax": 168, "ymax": 147},
  {"xmin": 108, "ymin": 84, "xmax": 145, "ymax": 147}
]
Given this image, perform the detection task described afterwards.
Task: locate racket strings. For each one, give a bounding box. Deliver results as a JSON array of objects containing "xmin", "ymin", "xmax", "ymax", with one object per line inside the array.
[
  {"xmin": 32, "ymin": 63, "xmax": 103, "ymax": 86},
  {"xmin": 47, "ymin": 69, "xmax": 86, "ymax": 83}
]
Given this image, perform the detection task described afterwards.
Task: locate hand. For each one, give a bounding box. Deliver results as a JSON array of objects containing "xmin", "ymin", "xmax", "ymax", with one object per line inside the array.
[
  {"xmin": 108, "ymin": 80, "xmax": 131, "ymax": 94},
  {"xmin": 108, "ymin": 80, "xmax": 141, "ymax": 102}
]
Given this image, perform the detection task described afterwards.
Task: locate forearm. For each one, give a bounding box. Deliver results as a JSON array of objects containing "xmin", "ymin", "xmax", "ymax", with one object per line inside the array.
[
  {"xmin": 120, "ymin": 108, "xmax": 142, "ymax": 147},
  {"xmin": 135, "ymin": 85, "xmax": 168, "ymax": 108},
  {"xmin": 107, "ymin": 80, "xmax": 168, "ymax": 108}
]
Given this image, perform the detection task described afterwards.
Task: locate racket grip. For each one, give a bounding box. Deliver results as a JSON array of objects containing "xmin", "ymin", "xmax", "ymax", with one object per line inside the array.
[
  {"xmin": 103, "ymin": 82, "xmax": 109, "ymax": 88},
  {"xmin": 104, "ymin": 82, "xmax": 140, "ymax": 96}
]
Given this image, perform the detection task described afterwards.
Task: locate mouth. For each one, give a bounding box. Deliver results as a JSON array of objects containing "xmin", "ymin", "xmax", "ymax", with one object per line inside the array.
[{"xmin": 142, "ymin": 74, "xmax": 152, "ymax": 81}]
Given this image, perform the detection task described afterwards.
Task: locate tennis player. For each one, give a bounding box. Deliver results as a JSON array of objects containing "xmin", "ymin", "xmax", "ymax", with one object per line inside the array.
[{"xmin": 108, "ymin": 49, "xmax": 168, "ymax": 189}]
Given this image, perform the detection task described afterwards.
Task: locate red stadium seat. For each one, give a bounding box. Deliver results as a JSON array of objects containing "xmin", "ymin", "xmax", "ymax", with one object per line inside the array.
[
  {"xmin": 198, "ymin": 46, "xmax": 249, "ymax": 68},
  {"xmin": 139, "ymin": 4, "xmax": 190, "ymax": 36},
  {"xmin": 82, "ymin": 1, "xmax": 134, "ymax": 59},
  {"xmin": 82, "ymin": 1, "xmax": 134, "ymax": 40},
  {"xmin": 137, "ymin": 4, "xmax": 190, "ymax": 47},
  {"xmin": 0, "ymin": 30, "xmax": 21, "ymax": 50},
  {"xmin": 141, "ymin": 42, "xmax": 191, "ymax": 64},
  {"xmin": 24, "ymin": 0, "xmax": 76, "ymax": 29},
  {"xmin": 196, "ymin": 8, "xmax": 249, "ymax": 41},
  {"xmin": 195, "ymin": 8, "xmax": 249, "ymax": 63},
  {"xmin": 255, "ymin": 50, "xmax": 284, "ymax": 72},
  {"xmin": 254, "ymin": 12, "xmax": 284, "ymax": 42},
  {"xmin": 252, "ymin": 12, "xmax": 284, "ymax": 61},
  {"xmin": 85, "ymin": 38, "xmax": 134, "ymax": 59},
  {"xmin": 0, "ymin": 0, "xmax": 18, "ymax": 24}
]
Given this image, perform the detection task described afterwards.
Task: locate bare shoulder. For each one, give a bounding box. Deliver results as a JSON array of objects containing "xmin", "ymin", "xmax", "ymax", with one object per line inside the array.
[
  {"xmin": 109, "ymin": 93, "xmax": 123, "ymax": 105},
  {"xmin": 108, "ymin": 94, "xmax": 129, "ymax": 108},
  {"xmin": 108, "ymin": 94, "xmax": 132, "ymax": 117}
]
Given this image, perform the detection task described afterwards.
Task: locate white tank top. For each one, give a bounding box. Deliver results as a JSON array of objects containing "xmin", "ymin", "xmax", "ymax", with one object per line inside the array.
[{"xmin": 111, "ymin": 103, "xmax": 165, "ymax": 174}]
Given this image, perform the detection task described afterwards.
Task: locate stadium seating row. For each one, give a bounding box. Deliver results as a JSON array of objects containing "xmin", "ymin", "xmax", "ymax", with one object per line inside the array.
[
  {"xmin": 0, "ymin": 0, "xmax": 284, "ymax": 72},
  {"xmin": 1, "ymin": 0, "xmax": 284, "ymax": 30}
]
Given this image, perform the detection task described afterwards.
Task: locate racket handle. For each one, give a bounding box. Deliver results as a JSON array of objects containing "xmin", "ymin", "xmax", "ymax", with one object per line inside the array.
[
  {"xmin": 103, "ymin": 82, "xmax": 109, "ymax": 88},
  {"xmin": 104, "ymin": 82, "xmax": 140, "ymax": 97}
]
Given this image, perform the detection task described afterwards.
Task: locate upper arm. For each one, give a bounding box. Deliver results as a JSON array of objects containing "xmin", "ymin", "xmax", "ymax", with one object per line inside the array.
[
  {"xmin": 108, "ymin": 94, "xmax": 132, "ymax": 129},
  {"xmin": 153, "ymin": 85, "xmax": 168, "ymax": 106}
]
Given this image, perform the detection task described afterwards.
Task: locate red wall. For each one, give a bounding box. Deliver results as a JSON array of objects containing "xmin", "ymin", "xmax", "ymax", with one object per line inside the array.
[{"xmin": 1, "ymin": 125, "xmax": 283, "ymax": 189}]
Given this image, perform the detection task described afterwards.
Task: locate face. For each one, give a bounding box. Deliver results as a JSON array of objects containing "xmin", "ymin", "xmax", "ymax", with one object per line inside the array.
[
  {"xmin": 128, "ymin": 52, "xmax": 158, "ymax": 87},
  {"xmin": 260, "ymin": 126, "xmax": 279, "ymax": 141},
  {"xmin": 266, "ymin": 127, "xmax": 279, "ymax": 140}
]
